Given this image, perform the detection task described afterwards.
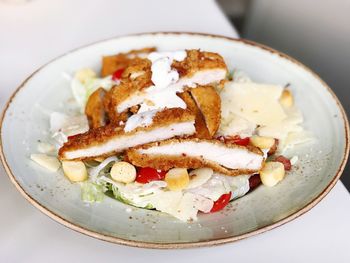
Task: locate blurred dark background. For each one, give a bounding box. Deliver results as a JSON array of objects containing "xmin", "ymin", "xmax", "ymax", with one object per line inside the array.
[{"xmin": 217, "ymin": 0, "xmax": 350, "ymax": 191}]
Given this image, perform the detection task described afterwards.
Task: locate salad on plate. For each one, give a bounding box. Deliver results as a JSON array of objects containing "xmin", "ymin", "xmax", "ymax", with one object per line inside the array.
[{"xmin": 30, "ymin": 47, "xmax": 313, "ymax": 221}]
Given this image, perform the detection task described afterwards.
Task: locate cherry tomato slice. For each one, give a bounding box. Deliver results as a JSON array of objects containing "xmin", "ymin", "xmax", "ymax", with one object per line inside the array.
[
  {"xmin": 210, "ymin": 192, "xmax": 232, "ymax": 213},
  {"xmin": 232, "ymin": 136, "xmax": 250, "ymax": 146},
  {"xmin": 135, "ymin": 167, "xmax": 167, "ymax": 184},
  {"xmin": 217, "ymin": 135, "xmax": 250, "ymax": 146},
  {"xmin": 112, "ymin": 68, "xmax": 124, "ymax": 81},
  {"xmin": 275, "ymin": 155, "xmax": 292, "ymax": 171},
  {"xmin": 249, "ymin": 174, "xmax": 261, "ymax": 191}
]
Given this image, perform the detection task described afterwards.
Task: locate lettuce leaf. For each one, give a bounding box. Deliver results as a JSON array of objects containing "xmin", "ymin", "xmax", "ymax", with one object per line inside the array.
[
  {"xmin": 71, "ymin": 75, "xmax": 116, "ymax": 112},
  {"xmin": 81, "ymin": 182, "xmax": 105, "ymax": 203}
]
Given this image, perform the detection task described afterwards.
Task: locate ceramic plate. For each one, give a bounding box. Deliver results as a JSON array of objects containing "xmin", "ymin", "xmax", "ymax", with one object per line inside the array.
[{"xmin": 1, "ymin": 33, "xmax": 348, "ymax": 248}]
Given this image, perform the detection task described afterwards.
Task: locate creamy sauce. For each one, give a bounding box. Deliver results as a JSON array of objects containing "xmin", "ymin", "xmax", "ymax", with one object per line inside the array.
[
  {"xmin": 124, "ymin": 51, "xmax": 187, "ymax": 131},
  {"xmin": 121, "ymin": 51, "xmax": 228, "ymax": 132},
  {"xmin": 137, "ymin": 51, "xmax": 187, "ymax": 113},
  {"xmin": 148, "ymin": 51, "xmax": 186, "ymax": 88},
  {"xmin": 124, "ymin": 110, "xmax": 157, "ymax": 132}
]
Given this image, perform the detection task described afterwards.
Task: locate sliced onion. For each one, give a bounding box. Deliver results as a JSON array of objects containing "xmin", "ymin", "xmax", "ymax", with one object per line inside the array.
[{"xmin": 89, "ymin": 156, "xmax": 119, "ymax": 179}]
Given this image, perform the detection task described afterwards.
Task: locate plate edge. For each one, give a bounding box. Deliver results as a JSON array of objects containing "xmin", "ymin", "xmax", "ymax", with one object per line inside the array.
[{"xmin": 0, "ymin": 31, "xmax": 349, "ymax": 249}]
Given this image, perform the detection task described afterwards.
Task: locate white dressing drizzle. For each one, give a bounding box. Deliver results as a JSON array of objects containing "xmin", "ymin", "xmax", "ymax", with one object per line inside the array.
[
  {"xmin": 124, "ymin": 51, "xmax": 187, "ymax": 131},
  {"xmin": 124, "ymin": 109, "xmax": 158, "ymax": 132}
]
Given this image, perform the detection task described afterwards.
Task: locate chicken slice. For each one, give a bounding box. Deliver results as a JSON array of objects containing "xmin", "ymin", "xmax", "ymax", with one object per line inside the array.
[
  {"xmin": 59, "ymin": 108, "xmax": 195, "ymax": 160},
  {"xmin": 85, "ymin": 88, "xmax": 108, "ymax": 129},
  {"xmin": 103, "ymin": 58, "xmax": 153, "ymax": 123},
  {"xmin": 101, "ymin": 47, "xmax": 156, "ymax": 77},
  {"xmin": 178, "ymin": 91, "xmax": 211, "ymax": 139},
  {"xmin": 190, "ymin": 85, "xmax": 221, "ymax": 137},
  {"xmin": 172, "ymin": 49, "xmax": 228, "ymax": 80},
  {"xmin": 105, "ymin": 50, "xmax": 228, "ymax": 121},
  {"xmin": 126, "ymin": 138, "xmax": 264, "ymax": 176}
]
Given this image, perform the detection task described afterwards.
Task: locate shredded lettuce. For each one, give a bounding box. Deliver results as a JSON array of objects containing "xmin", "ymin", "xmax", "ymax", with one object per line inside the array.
[
  {"xmin": 71, "ymin": 75, "xmax": 116, "ymax": 112},
  {"xmin": 81, "ymin": 182, "xmax": 105, "ymax": 203},
  {"xmin": 96, "ymin": 176, "xmax": 156, "ymax": 209},
  {"xmin": 88, "ymin": 156, "xmax": 119, "ymax": 180}
]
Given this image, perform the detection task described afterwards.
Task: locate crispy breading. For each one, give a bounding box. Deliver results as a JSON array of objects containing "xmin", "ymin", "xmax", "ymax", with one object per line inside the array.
[
  {"xmin": 125, "ymin": 138, "xmax": 263, "ymax": 176},
  {"xmin": 85, "ymin": 88, "xmax": 108, "ymax": 129},
  {"xmin": 103, "ymin": 58, "xmax": 153, "ymax": 123},
  {"xmin": 178, "ymin": 91, "xmax": 211, "ymax": 139},
  {"xmin": 58, "ymin": 108, "xmax": 195, "ymax": 160},
  {"xmin": 172, "ymin": 49, "xmax": 228, "ymax": 78},
  {"xmin": 190, "ymin": 85, "xmax": 221, "ymax": 137},
  {"xmin": 101, "ymin": 47, "xmax": 156, "ymax": 77},
  {"xmin": 103, "ymin": 49, "xmax": 227, "ymax": 123}
]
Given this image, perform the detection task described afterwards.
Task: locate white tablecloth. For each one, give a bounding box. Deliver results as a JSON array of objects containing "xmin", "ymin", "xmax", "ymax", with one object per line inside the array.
[{"xmin": 0, "ymin": 0, "xmax": 349, "ymax": 262}]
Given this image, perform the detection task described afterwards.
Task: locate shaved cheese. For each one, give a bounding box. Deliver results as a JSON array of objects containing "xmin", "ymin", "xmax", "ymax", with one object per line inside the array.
[
  {"xmin": 188, "ymin": 175, "xmax": 231, "ymax": 201},
  {"xmin": 30, "ymin": 154, "xmax": 61, "ymax": 172},
  {"xmin": 218, "ymin": 113, "xmax": 256, "ymax": 137},
  {"xmin": 221, "ymin": 82, "xmax": 286, "ymax": 126},
  {"xmin": 153, "ymin": 192, "xmax": 213, "ymax": 221},
  {"xmin": 258, "ymin": 122, "xmax": 303, "ymax": 140},
  {"xmin": 257, "ymin": 107, "xmax": 304, "ymax": 140},
  {"xmin": 37, "ymin": 142, "xmax": 55, "ymax": 153},
  {"xmin": 50, "ymin": 112, "xmax": 89, "ymax": 136},
  {"xmin": 174, "ymin": 193, "xmax": 199, "ymax": 221},
  {"xmin": 148, "ymin": 191, "xmax": 183, "ymax": 216},
  {"xmin": 227, "ymin": 175, "xmax": 250, "ymax": 199},
  {"xmin": 279, "ymin": 131, "xmax": 315, "ymax": 152}
]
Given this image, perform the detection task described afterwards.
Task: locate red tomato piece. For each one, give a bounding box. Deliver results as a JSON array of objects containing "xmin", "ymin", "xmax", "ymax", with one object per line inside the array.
[
  {"xmin": 233, "ymin": 136, "xmax": 250, "ymax": 146},
  {"xmin": 210, "ymin": 192, "xmax": 232, "ymax": 213},
  {"xmin": 218, "ymin": 135, "xmax": 250, "ymax": 146},
  {"xmin": 135, "ymin": 167, "xmax": 167, "ymax": 184},
  {"xmin": 249, "ymin": 174, "xmax": 261, "ymax": 190},
  {"xmin": 112, "ymin": 68, "xmax": 124, "ymax": 81},
  {"xmin": 275, "ymin": 155, "xmax": 292, "ymax": 171}
]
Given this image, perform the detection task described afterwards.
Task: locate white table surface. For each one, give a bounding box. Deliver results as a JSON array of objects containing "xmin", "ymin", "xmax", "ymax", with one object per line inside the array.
[{"xmin": 0, "ymin": 0, "xmax": 349, "ymax": 262}]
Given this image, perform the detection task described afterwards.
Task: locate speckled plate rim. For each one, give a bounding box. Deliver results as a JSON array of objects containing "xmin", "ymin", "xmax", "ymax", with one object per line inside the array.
[{"xmin": 1, "ymin": 32, "xmax": 349, "ymax": 249}]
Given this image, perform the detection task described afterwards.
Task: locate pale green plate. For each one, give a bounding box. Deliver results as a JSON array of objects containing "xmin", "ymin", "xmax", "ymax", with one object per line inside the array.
[{"xmin": 1, "ymin": 33, "xmax": 348, "ymax": 248}]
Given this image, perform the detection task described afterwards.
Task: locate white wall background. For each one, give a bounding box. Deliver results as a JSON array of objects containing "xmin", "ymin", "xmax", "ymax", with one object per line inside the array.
[
  {"xmin": 244, "ymin": 0, "xmax": 350, "ymax": 110},
  {"xmin": 242, "ymin": 0, "xmax": 350, "ymax": 187}
]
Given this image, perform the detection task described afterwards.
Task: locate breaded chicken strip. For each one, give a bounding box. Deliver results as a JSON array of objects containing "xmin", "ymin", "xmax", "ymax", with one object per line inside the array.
[
  {"xmin": 85, "ymin": 88, "xmax": 108, "ymax": 129},
  {"xmin": 190, "ymin": 85, "xmax": 221, "ymax": 137},
  {"xmin": 172, "ymin": 50, "xmax": 227, "ymax": 80},
  {"xmin": 126, "ymin": 139, "xmax": 264, "ymax": 176},
  {"xmin": 59, "ymin": 108, "xmax": 195, "ymax": 160},
  {"xmin": 103, "ymin": 58, "xmax": 153, "ymax": 123},
  {"xmin": 105, "ymin": 50, "xmax": 228, "ymax": 121},
  {"xmin": 178, "ymin": 91, "xmax": 211, "ymax": 139},
  {"xmin": 101, "ymin": 47, "xmax": 156, "ymax": 77}
]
